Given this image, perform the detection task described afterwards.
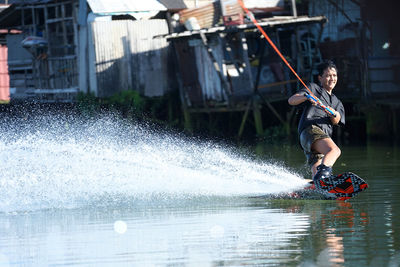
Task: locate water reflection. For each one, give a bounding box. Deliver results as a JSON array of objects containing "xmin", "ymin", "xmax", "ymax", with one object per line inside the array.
[
  {"xmin": 255, "ymin": 141, "xmax": 400, "ymax": 265},
  {"xmin": 1, "ymin": 112, "xmax": 400, "ymax": 266},
  {"xmin": 262, "ymin": 181, "xmax": 399, "ymax": 267},
  {"xmin": 0, "ymin": 201, "xmax": 312, "ymax": 266},
  {"xmin": 1, "ymin": 177, "xmax": 399, "ymax": 266}
]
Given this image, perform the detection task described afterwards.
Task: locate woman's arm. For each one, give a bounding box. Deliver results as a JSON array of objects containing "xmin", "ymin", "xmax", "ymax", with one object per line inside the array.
[
  {"xmin": 288, "ymin": 92, "xmax": 309, "ymax": 106},
  {"xmin": 330, "ymin": 102, "xmax": 345, "ymax": 125},
  {"xmin": 329, "ymin": 109, "xmax": 341, "ymax": 125}
]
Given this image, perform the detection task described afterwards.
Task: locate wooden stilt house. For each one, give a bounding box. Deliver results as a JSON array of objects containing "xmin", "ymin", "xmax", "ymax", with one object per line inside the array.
[
  {"xmin": 0, "ymin": 0, "xmax": 183, "ymax": 102},
  {"xmin": 166, "ymin": 1, "xmax": 326, "ymax": 136}
]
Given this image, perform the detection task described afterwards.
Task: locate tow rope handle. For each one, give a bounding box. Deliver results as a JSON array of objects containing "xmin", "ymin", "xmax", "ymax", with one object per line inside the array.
[
  {"xmin": 304, "ymin": 93, "xmax": 336, "ymax": 117},
  {"xmin": 236, "ymin": 0, "xmax": 334, "ymax": 116}
]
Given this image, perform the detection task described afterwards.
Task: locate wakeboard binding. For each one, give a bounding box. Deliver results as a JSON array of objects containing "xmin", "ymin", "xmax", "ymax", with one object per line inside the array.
[{"xmin": 313, "ymin": 170, "xmax": 369, "ymax": 200}]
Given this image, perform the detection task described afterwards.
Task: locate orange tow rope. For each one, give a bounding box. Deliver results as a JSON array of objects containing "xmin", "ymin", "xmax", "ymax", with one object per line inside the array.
[{"xmin": 237, "ymin": 0, "xmax": 336, "ymax": 117}]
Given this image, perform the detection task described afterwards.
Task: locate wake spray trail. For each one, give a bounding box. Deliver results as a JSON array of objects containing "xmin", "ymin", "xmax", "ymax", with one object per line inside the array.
[{"xmin": 0, "ymin": 113, "xmax": 307, "ymax": 212}]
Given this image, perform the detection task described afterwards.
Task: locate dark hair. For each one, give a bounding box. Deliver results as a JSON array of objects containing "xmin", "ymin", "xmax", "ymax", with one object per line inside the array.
[{"xmin": 317, "ymin": 60, "xmax": 337, "ymax": 76}]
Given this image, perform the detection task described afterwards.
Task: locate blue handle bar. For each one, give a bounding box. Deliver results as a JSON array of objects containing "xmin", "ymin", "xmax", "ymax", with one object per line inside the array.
[{"xmin": 304, "ymin": 93, "xmax": 336, "ymax": 117}]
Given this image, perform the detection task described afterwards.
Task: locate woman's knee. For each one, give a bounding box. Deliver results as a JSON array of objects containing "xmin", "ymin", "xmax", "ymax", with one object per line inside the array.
[
  {"xmin": 331, "ymin": 145, "xmax": 341, "ymax": 157},
  {"xmin": 312, "ymin": 138, "xmax": 339, "ymax": 155},
  {"xmin": 325, "ymin": 144, "xmax": 341, "ymax": 159}
]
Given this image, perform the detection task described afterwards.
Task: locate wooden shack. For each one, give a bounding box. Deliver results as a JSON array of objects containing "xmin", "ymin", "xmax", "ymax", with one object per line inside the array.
[
  {"xmin": 308, "ymin": 0, "xmax": 400, "ymax": 99},
  {"xmin": 166, "ymin": 2, "xmax": 326, "ymax": 136},
  {"xmin": 0, "ymin": 0, "xmax": 80, "ymax": 101},
  {"xmin": 0, "ymin": 0, "xmax": 184, "ymax": 102},
  {"xmin": 307, "ymin": 0, "xmax": 400, "ymax": 138}
]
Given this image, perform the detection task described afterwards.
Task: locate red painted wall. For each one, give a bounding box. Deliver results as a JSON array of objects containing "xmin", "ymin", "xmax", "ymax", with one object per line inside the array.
[{"xmin": 0, "ymin": 45, "xmax": 9, "ymax": 102}]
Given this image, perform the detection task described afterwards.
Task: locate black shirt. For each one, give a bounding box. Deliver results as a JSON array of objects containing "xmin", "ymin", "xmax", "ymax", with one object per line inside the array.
[{"xmin": 297, "ymin": 83, "xmax": 345, "ymax": 136}]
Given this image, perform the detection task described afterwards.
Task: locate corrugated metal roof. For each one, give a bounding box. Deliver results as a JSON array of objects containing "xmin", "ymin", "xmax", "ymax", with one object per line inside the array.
[
  {"xmin": 166, "ymin": 16, "xmax": 327, "ymax": 39},
  {"xmin": 179, "ymin": 2, "xmax": 221, "ymax": 29},
  {"xmin": 243, "ymin": 0, "xmax": 284, "ymax": 9},
  {"xmin": 158, "ymin": 0, "xmax": 186, "ymax": 11},
  {"xmin": 0, "ymin": 5, "xmax": 19, "ymax": 29},
  {"xmin": 178, "ymin": 0, "xmax": 287, "ymax": 30},
  {"xmin": 8, "ymin": 0, "xmax": 53, "ymax": 3},
  {"xmin": 0, "ymin": 4, "xmax": 9, "ymax": 12},
  {"xmin": 87, "ymin": 0, "xmax": 167, "ymax": 15}
]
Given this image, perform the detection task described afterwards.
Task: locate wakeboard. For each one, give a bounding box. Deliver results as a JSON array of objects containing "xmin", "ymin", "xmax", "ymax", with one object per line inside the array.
[{"xmin": 294, "ymin": 172, "xmax": 369, "ymax": 201}]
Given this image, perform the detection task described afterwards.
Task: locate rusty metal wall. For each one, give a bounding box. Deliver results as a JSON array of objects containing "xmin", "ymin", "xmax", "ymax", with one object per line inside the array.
[
  {"xmin": 91, "ymin": 19, "xmax": 169, "ymax": 98},
  {"xmin": 179, "ymin": 1, "xmax": 221, "ymax": 29},
  {"xmin": 308, "ymin": 0, "xmax": 360, "ymax": 42},
  {"xmin": 173, "ymin": 33, "xmax": 254, "ymax": 107},
  {"xmin": 173, "ymin": 40, "xmax": 203, "ymax": 106},
  {"xmin": 0, "ymin": 45, "xmax": 9, "ymax": 102},
  {"xmin": 174, "ymin": 37, "xmax": 228, "ymax": 107},
  {"xmin": 193, "ymin": 37, "xmax": 226, "ymax": 102}
]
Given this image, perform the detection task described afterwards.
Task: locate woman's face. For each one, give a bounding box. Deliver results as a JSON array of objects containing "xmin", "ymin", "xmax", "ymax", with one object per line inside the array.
[{"xmin": 318, "ymin": 67, "xmax": 337, "ymax": 92}]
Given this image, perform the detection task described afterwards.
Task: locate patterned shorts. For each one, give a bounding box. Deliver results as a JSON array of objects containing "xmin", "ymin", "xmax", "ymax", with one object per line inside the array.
[{"xmin": 299, "ymin": 125, "xmax": 330, "ymax": 166}]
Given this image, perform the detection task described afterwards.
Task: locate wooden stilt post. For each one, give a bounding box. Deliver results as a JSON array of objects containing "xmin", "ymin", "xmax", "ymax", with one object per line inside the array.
[
  {"xmin": 182, "ymin": 107, "xmax": 192, "ymax": 133},
  {"xmin": 238, "ymin": 98, "xmax": 264, "ymax": 138},
  {"xmin": 286, "ymin": 108, "xmax": 296, "ymax": 136},
  {"xmin": 392, "ymin": 107, "xmax": 398, "ymax": 137},
  {"xmin": 170, "ymin": 39, "xmax": 193, "ymax": 134},
  {"xmin": 253, "ymin": 101, "xmax": 263, "ymax": 136},
  {"xmin": 168, "ymin": 96, "xmax": 174, "ymax": 124},
  {"xmin": 238, "ymin": 98, "xmax": 252, "ymax": 138}
]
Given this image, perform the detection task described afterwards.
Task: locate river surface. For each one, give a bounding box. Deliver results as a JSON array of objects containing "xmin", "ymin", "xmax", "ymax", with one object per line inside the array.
[{"xmin": 0, "ymin": 115, "xmax": 399, "ymax": 266}]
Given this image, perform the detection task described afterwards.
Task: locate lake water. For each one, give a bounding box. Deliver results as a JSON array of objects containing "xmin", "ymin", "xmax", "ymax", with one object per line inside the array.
[{"xmin": 0, "ymin": 115, "xmax": 399, "ymax": 266}]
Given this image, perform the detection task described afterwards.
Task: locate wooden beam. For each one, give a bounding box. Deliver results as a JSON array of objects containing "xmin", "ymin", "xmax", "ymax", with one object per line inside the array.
[
  {"xmin": 43, "ymin": 5, "xmax": 55, "ymax": 88},
  {"xmin": 393, "ymin": 108, "xmax": 398, "ymax": 137},
  {"xmin": 45, "ymin": 17, "xmax": 74, "ymax": 24},
  {"xmin": 72, "ymin": 2, "xmax": 79, "ymax": 61},
  {"xmin": 187, "ymin": 105, "xmax": 249, "ymax": 113},
  {"xmin": 291, "ymin": 0, "xmax": 297, "ymax": 17},
  {"xmin": 258, "ymin": 79, "xmax": 302, "ymax": 89},
  {"xmin": 182, "ymin": 106, "xmax": 192, "ymax": 132},
  {"xmin": 34, "ymin": 87, "xmax": 79, "ymax": 94},
  {"xmin": 16, "ymin": 1, "xmax": 75, "ymax": 9},
  {"xmin": 31, "ymin": 7, "xmax": 35, "ymax": 35},
  {"xmin": 326, "ymin": 0, "xmax": 354, "ymax": 24},
  {"xmin": 252, "ymin": 32, "xmax": 286, "ymax": 128},
  {"xmin": 252, "ymin": 102, "xmax": 263, "ymax": 136},
  {"xmin": 238, "ymin": 99, "xmax": 252, "ymax": 138},
  {"xmin": 256, "ymin": 91, "xmax": 286, "ymax": 125},
  {"xmin": 61, "ymin": 4, "xmax": 68, "ymax": 55}
]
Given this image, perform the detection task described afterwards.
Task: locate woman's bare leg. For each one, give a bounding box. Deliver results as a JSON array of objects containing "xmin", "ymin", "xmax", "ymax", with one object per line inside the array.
[{"xmin": 311, "ymin": 138, "xmax": 341, "ymax": 167}]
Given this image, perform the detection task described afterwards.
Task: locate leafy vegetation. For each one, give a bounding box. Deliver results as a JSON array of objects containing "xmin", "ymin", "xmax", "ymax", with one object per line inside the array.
[{"xmin": 76, "ymin": 90, "xmax": 182, "ymax": 129}]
